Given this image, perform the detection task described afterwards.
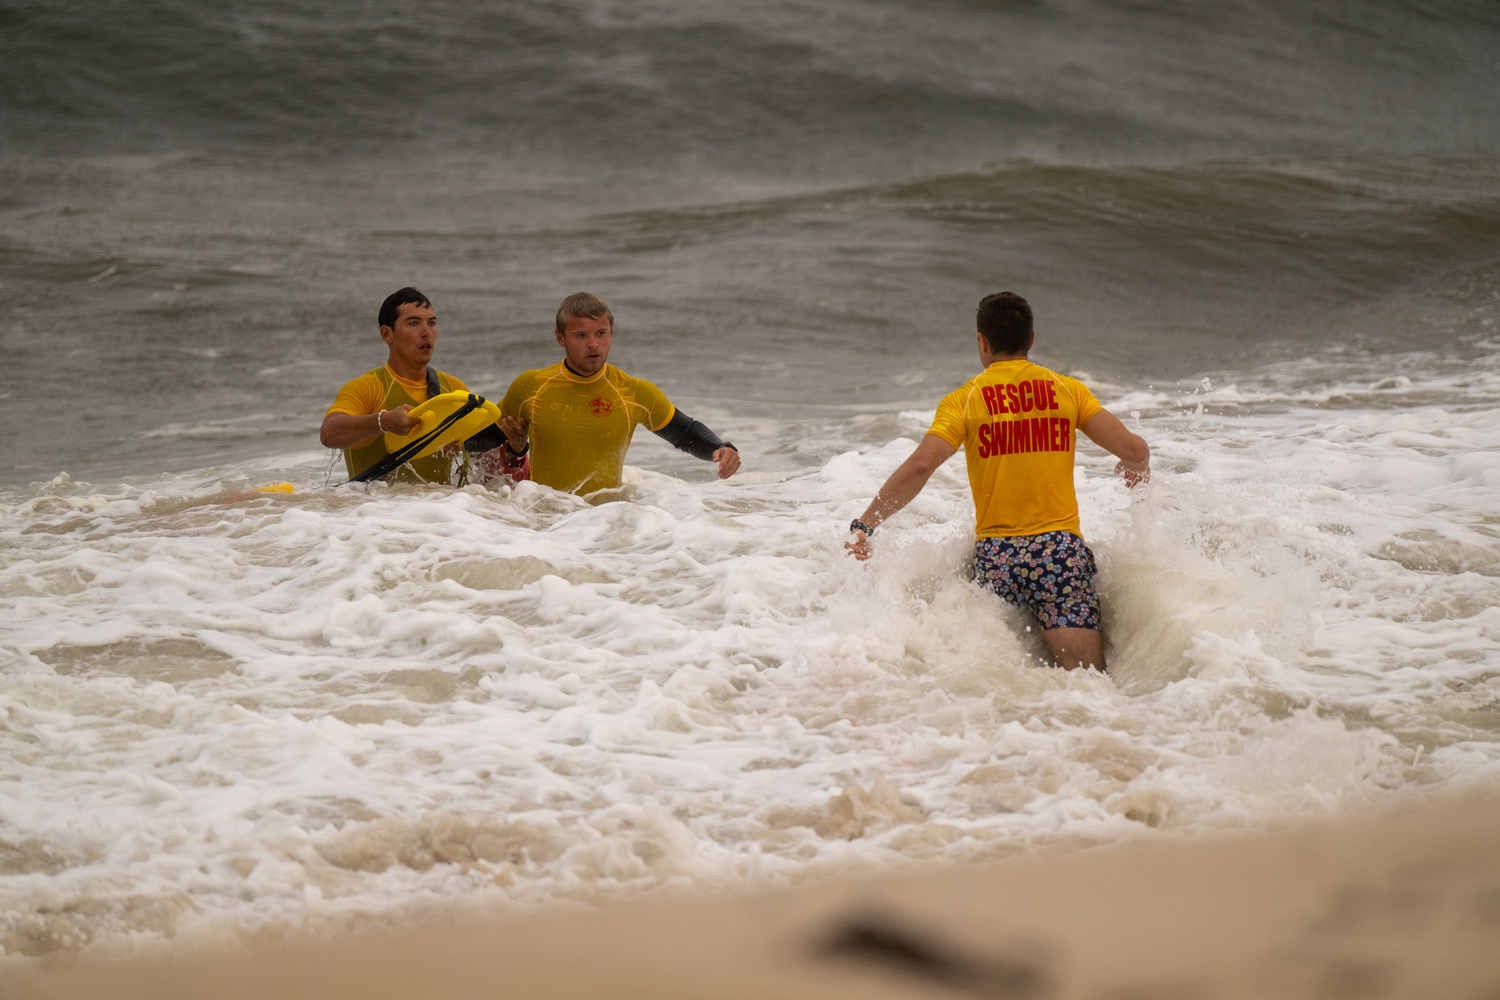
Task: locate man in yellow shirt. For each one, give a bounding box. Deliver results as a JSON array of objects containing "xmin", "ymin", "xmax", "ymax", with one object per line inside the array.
[
  {"xmin": 500, "ymin": 292, "xmax": 741, "ymax": 496},
  {"xmin": 321, "ymin": 287, "xmax": 526, "ymax": 484},
  {"xmin": 846, "ymin": 292, "xmax": 1149, "ymax": 673}
]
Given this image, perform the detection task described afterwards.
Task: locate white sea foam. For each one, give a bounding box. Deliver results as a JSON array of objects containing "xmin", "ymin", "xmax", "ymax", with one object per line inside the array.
[{"xmin": 2, "ymin": 359, "xmax": 1499, "ymax": 956}]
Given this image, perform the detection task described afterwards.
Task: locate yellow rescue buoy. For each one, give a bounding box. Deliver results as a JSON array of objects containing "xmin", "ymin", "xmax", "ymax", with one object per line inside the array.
[{"xmin": 382, "ymin": 391, "xmax": 504, "ymax": 462}]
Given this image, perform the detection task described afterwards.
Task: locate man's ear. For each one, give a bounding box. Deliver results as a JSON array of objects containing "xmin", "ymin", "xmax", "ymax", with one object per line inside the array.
[
  {"xmin": 380, "ymin": 325, "xmax": 394, "ymax": 345},
  {"xmin": 555, "ymin": 329, "xmax": 566, "ymax": 348}
]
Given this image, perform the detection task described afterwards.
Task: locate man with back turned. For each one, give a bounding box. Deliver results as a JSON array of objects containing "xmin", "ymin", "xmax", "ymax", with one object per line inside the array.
[
  {"xmin": 846, "ymin": 292, "xmax": 1149, "ymax": 672},
  {"xmin": 499, "ymin": 292, "xmax": 741, "ymax": 496}
]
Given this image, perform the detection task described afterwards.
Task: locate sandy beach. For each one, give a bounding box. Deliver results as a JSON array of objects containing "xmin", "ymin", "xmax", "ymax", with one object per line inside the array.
[{"xmin": 9, "ymin": 788, "xmax": 1498, "ymax": 999}]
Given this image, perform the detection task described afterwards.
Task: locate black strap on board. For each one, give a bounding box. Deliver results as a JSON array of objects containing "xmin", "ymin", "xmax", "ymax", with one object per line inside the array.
[
  {"xmin": 345, "ymin": 393, "xmax": 484, "ymax": 484},
  {"xmin": 463, "ymin": 422, "xmax": 508, "ymax": 452},
  {"xmin": 425, "ymin": 367, "xmax": 507, "ymax": 452}
]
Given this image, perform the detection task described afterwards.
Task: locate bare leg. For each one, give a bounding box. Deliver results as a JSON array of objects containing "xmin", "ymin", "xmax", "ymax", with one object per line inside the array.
[{"xmin": 1041, "ymin": 627, "xmax": 1106, "ymax": 672}]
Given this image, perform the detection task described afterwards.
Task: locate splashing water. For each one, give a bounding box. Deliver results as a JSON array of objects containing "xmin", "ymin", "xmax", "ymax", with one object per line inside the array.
[{"xmin": 3, "ymin": 353, "xmax": 1497, "ymax": 955}]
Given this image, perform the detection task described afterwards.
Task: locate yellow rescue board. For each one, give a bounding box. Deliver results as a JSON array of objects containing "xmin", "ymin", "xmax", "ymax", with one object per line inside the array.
[{"xmin": 383, "ymin": 391, "xmax": 503, "ymax": 461}]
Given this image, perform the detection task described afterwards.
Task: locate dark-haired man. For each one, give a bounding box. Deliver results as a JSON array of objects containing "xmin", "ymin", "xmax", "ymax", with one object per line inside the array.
[
  {"xmin": 321, "ymin": 287, "xmax": 527, "ymax": 484},
  {"xmin": 499, "ymin": 292, "xmax": 740, "ymax": 496},
  {"xmin": 846, "ymin": 292, "xmax": 1149, "ymax": 672}
]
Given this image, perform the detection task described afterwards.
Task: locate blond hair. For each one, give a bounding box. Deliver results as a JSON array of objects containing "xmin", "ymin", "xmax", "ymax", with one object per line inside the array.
[{"xmin": 555, "ymin": 292, "xmax": 613, "ymax": 333}]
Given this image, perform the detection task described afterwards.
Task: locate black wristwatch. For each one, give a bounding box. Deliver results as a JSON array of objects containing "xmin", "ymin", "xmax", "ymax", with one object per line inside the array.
[
  {"xmin": 850, "ymin": 518, "xmax": 876, "ymax": 536},
  {"xmin": 506, "ymin": 439, "xmax": 530, "ymax": 457}
]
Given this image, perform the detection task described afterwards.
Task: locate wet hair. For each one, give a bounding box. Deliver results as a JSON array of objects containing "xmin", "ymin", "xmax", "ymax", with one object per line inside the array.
[
  {"xmin": 976, "ymin": 291, "xmax": 1033, "ymax": 356},
  {"xmin": 555, "ymin": 291, "xmax": 613, "ymax": 334},
  {"xmin": 378, "ymin": 287, "xmax": 431, "ymax": 330}
]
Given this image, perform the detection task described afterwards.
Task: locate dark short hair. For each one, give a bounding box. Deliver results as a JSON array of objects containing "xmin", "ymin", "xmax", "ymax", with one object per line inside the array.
[
  {"xmin": 976, "ymin": 292, "xmax": 1033, "ymax": 355},
  {"xmin": 379, "ymin": 287, "xmax": 431, "ymax": 330}
]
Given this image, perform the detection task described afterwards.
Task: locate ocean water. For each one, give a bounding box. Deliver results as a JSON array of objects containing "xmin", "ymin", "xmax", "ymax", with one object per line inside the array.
[{"xmin": 3, "ymin": 0, "xmax": 1500, "ymax": 957}]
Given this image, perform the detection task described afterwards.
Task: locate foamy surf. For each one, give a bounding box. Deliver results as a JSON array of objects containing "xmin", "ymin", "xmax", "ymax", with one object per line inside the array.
[{"xmin": 4, "ymin": 355, "xmax": 1498, "ymax": 956}]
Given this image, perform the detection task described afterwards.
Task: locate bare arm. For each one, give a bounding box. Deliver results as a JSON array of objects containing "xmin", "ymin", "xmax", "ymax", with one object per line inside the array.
[
  {"xmin": 1079, "ymin": 409, "xmax": 1151, "ymax": 486},
  {"xmin": 319, "ymin": 405, "xmax": 420, "ymax": 449},
  {"xmin": 846, "ymin": 435, "xmax": 958, "ymax": 560}
]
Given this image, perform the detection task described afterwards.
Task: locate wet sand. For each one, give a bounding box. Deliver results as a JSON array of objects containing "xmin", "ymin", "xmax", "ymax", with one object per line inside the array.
[{"xmin": 9, "ymin": 788, "xmax": 1498, "ymax": 999}]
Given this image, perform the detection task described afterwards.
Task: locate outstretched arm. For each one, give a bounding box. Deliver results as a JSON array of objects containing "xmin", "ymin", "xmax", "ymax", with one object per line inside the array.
[
  {"xmin": 653, "ymin": 409, "xmax": 740, "ymax": 479},
  {"xmin": 1079, "ymin": 409, "xmax": 1150, "ymax": 487},
  {"xmin": 846, "ymin": 435, "xmax": 958, "ymax": 560}
]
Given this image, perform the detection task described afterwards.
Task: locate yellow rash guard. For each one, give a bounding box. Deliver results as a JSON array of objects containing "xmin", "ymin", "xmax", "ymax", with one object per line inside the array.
[
  {"xmin": 500, "ymin": 361, "xmax": 675, "ymax": 495},
  {"xmin": 326, "ymin": 365, "xmax": 470, "ymax": 483},
  {"xmin": 926, "ymin": 359, "xmax": 1103, "ymax": 538}
]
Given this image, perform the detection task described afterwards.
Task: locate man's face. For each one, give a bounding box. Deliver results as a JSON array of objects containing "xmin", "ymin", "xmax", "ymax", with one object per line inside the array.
[
  {"xmin": 381, "ymin": 301, "xmax": 437, "ymax": 368},
  {"xmin": 556, "ymin": 314, "xmax": 613, "ymax": 376}
]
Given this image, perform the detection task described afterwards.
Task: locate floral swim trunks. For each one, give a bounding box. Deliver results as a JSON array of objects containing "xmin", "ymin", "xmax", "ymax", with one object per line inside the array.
[{"xmin": 968, "ymin": 530, "xmax": 1101, "ymax": 630}]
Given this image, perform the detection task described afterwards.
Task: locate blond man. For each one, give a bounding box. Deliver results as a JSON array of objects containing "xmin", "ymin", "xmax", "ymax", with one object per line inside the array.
[{"xmin": 500, "ymin": 293, "xmax": 740, "ymax": 495}]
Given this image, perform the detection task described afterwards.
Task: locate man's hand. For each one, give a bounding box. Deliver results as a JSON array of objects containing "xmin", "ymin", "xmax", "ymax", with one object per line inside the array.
[
  {"xmin": 500, "ymin": 414, "xmax": 529, "ymax": 453},
  {"xmin": 840, "ymin": 435, "xmax": 956, "ymax": 562},
  {"xmin": 845, "ymin": 529, "xmax": 873, "ymax": 561},
  {"xmin": 381, "ymin": 404, "xmax": 419, "ymax": 436},
  {"xmin": 1080, "ymin": 410, "xmax": 1150, "ymax": 489},
  {"xmin": 1116, "ymin": 460, "xmax": 1150, "ymax": 488},
  {"xmin": 713, "ymin": 446, "xmax": 740, "ymax": 479}
]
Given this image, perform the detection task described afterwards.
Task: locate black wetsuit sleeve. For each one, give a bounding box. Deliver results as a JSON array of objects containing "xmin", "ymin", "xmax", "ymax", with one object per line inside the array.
[{"xmin": 653, "ymin": 409, "xmax": 735, "ymax": 461}]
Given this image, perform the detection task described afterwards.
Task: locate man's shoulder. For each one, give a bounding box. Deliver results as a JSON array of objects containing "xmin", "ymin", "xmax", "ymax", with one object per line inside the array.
[
  {"xmin": 507, "ymin": 361, "xmax": 566, "ymax": 387},
  {"xmin": 1025, "ymin": 361, "xmax": 1084, "ymax": 386},
  {"xmin": 327, "ymin": 366, "xmax": 389, "ymax": 417},
  {"xmin": 602, "ymin": 363, "xmax": 641, "ymax": 384},
  {"xmin": 603, "ymin": 365, "xmax": 665, "ymax": 395},
  {"xmin": 1036, "ymin": 365, "xmax": 1095, "ymax": 398},
  {"xmin": 346, "ymin": 364, "xmax": 389, "ymax": 384},
  {"xmin": 939, "ymin": 372, "xmax": 985, "ymax": 402},
  {"xmin": 334, "ymin": 366, "xmax": 390, "ymax": 395}
]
